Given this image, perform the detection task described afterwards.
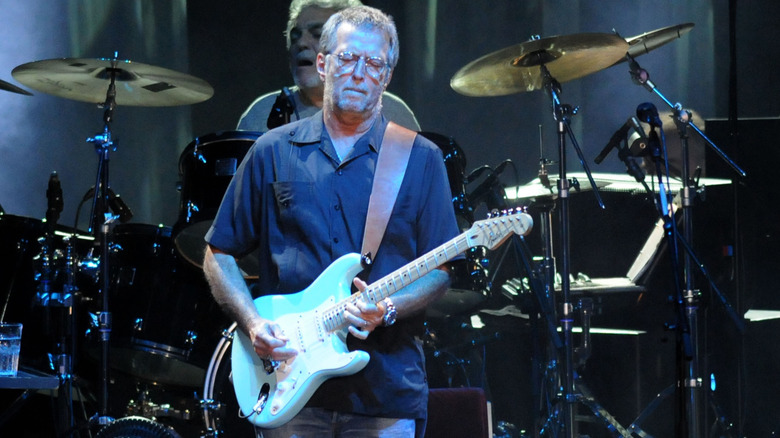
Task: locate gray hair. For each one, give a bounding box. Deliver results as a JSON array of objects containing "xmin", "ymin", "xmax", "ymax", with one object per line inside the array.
[
  {"xmin": 285, "ymin": 0, "xmax": 363, "ymax": 49},
  {"xmin": 318, "ymin": 5, "xmax": 399, "ymax": 69}
]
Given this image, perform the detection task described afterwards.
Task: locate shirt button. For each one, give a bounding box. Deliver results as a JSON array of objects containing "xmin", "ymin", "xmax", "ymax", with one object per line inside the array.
[
  {"xmin": 334, "ymin": 205, "xmax": 341, "ymax": 211},
  {"xmin": 333, "ymin": 237, "xmax": 339, "ymax": 243},
  {"xmin": 337, "ymin": 170, "xmax": 343, "ymax": 176}
]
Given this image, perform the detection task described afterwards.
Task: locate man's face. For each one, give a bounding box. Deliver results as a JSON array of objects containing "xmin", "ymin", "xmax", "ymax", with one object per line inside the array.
[
  {"xmin": 316, "ymin": 22, "xmax": 391, "ymax": 117},
  {"xmin": 289, "ymin": 6, "xmax": 336, "ymax": 92}
]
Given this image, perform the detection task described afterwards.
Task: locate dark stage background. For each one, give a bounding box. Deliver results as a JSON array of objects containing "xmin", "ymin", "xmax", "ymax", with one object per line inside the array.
[{"xmin": 1, "ymin": 0, "xmax": 779, "ymax": 436}]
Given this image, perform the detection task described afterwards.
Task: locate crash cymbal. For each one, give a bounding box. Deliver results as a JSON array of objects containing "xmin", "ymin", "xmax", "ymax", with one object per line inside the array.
[
  {"xmin": 12, "ymin": 57, "xmax": 213, "ymax": 106},
  {"xmin": 451, "ymin": 33, "xmax": 628, "ymax": 97},
  {"xmin": 622, "ymin": 23, "xmax": 694, "ymax": 60},
  {"xmin": 0, "ymin": 78, "xmax": 32, "ymax": 96}
]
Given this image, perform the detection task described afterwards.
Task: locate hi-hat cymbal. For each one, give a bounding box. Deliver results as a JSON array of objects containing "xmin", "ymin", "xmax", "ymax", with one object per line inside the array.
[
  {"xmin": 1, "ymin": 78, "xmax": 32, "ymax": 96},
  {"xmin": 12, "ymin": 57, "xmax": 213, "ymax": 106},
  {"xmin": 450, "ymin": 33, "xmax": 628, "ymax": 97},
  {"xmin": 622, "ymin": 23, "xmax": 694, "ymax": 61}
]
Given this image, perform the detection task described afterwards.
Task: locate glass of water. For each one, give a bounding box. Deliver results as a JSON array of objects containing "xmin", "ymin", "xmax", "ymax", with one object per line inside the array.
[{"xmin": 0, "ymin": 322, "xmax": 22, "ymax": 377}]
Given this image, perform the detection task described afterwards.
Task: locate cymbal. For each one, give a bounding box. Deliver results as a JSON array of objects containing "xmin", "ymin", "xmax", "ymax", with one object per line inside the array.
[
  {"xmin": 450, "ymin": 33, "xmax": 628, "ymax": 97},
  {"xmin": 622, "ymin": 23, "xmax": 694, "ymax": 60},
  {"xmin": 174, "ymin": 221, "xmax": 260, "ymax": 279},
  {"xmin": 0, "ymin": 78, "xmax": 32, "ymax": 96},
  {"xmin": 12, "ymin": 57, "xmax": 213, "ymax": 106},
  {"xmin": 505, "ymin": 172, "xmax": 731, "ymax": 200}
]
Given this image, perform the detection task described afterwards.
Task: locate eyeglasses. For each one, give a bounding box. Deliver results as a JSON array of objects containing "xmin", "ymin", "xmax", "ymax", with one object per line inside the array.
[{"xmin": 327, "ymin": 52, "xmax": 388, "ymax": 79}]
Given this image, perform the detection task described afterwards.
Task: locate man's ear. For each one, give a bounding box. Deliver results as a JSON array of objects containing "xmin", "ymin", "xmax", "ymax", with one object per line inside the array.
[
  {"xmin": 316, "ymin": 53, "xmax": 326, "ymax": 81},
  {"xmin": 383, "ymin": 70, "xmax": 393, "ymax": 89}
]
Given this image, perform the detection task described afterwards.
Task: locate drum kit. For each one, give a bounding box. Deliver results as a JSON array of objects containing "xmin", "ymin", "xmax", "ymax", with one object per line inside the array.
[{"xmin": 0, "ymin": 21, "xmax": 736, "ymax": 438}]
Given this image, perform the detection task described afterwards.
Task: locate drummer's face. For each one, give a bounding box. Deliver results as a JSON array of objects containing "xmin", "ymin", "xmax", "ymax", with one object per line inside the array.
[{"xmin": 289, "ymin": 7, "xmax": 335, "ymax": 93}]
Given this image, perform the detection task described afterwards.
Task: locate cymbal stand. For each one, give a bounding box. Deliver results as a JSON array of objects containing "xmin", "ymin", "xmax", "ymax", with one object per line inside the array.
[
  {"xmin": 538, "ymin": 64, "xmax": 613, "ymax": 438},
  {"xmin": 29, "ymin": 171, "xmax": 88, "ymax": 435},
  {"xmin": 624, "ymin": 54, "xmax": 746, "ymax": 437},
  {"xmin": 85, "ymin": 55, "xmax": 122, "ymax": 429}
]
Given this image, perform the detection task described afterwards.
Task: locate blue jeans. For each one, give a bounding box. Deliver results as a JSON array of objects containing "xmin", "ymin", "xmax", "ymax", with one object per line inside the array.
[{"xmin": 256, "ymin": 407, "xmax": 416, "ymax": 438}]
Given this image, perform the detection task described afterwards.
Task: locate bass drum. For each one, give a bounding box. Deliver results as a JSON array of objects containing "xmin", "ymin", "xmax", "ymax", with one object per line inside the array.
[
  {"xmin": 175, "ymin": 131, "xmax": 261, "ymax": 271},
  {"xmin": 202, "ymin": 323, "xmax": 255, "ymax": 436}
]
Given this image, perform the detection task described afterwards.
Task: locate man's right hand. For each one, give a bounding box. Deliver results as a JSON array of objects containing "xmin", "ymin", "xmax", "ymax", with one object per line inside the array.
[{"xmin": 249, "ymin": 318, "xmax": 298, "ymax": 361}]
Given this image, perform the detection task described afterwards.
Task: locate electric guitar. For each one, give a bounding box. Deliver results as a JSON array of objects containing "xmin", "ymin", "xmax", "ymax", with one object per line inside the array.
[{"xmin": 231, "ymin": 209, "xmax": 533, "ymax": 428}]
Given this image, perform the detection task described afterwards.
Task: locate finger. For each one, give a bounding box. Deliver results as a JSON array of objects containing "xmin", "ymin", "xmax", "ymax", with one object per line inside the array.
[
  {"xmin": 353, "ymin": 277, "xmax": 369, "ymax": 292},
  {"xmin": 348, "ymin": 325, "xmax": 369, "ymax": 340},
  {"xmin": 344, "ymin": 303, "xmax": 368, "ymax": 328},
  {"xmin": 257, "ymin": 331, "xmax": 286, "ymax": 349},
  {"xmin": 354, "ymin": 298, "xmax": 382, "ymax": 316},
  {"xmin": 267, "ymin": 323, "xmax": 290, "ymax": 342},
  {"xmin": 267, "ymin": 345, "xmax": 299, "ymax": 361}
]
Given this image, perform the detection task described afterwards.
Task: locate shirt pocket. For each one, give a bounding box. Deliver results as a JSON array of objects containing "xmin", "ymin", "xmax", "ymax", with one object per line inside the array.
[{"xmin": 271, "ymin": 180, "xmax": 316, "ymax": 231}]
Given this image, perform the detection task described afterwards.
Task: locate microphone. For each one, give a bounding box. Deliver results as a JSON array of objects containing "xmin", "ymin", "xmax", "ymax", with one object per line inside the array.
[
  {"xmin": 282, "ymin": 87, "xmax": 299, "ymax": 120},
  {"xmin": 627, "ymin": 117, "xmax": 649, "ymax": 157},
  {"xmin": 636, "ymin": 102, "xmax": 663, "ymax": 127},
  {"xmin": 468, "ymin": 160, "xmax": 511, "ymax": 210},
  {"xmin": 107, "ymin": 188, "xmax": 133, "ymax": 223},
  {"xmin": 266, "ymin": 88, "xmax": 296, "ymax": 130},
  {"xmin": 464, "ymin": 165, "xmax": 492, "ymax": 185},
  {"xmin": 46, "ymin": 171, "xmax": 64, "ymax": 225},
  {"xmin": 79, "ymin": 185, "xmax": 133, "ymax": 222},
  {"xmin": 594, "ymin": 118, "xmax": 634, "ymax": 164}
]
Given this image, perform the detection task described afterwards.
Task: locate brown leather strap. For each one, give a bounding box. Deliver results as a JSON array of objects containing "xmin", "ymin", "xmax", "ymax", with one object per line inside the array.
[{"xmin": 361, "ymin": 122, "xmax": 416, "ymax": 265}]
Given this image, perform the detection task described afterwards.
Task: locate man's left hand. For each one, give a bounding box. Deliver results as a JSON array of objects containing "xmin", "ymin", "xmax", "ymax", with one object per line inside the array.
[{"xmin": 344, "ymin": 277, "xmax": 386, "ymax": 339}]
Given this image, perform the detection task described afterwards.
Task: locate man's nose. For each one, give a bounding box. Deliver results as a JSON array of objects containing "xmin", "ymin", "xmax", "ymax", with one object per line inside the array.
[{"xmin": 296, "ymin": 31, "xmax": 318, "ymax": 50}]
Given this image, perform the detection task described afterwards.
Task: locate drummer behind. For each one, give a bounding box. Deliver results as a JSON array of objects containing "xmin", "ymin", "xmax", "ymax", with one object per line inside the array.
[{"xmin": 236, "ymin": 0, "xmax": 420, "ymax": 132}]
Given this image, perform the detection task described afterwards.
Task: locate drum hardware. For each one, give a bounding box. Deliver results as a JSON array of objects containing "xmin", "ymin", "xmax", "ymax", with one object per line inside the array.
[
  {"xmin": 26, "ymin": 171, "xmax": 90, "ymax": 436},
  {"xmin": 466, "ymin": 159, "xmax": 515, "ymax": 213},
  {"xmin": 423, "ymin": 319, "xmax": 500, "ymax": 391},
  {"xmin": 12, "ymin": 53, "xmax": 214, "ymax": 433},
  {"xmin": 453, "ymin": 31, "xmax": 631, "ymax": 437},
  {"xmin": 595, "ymin": 49, "xmax": 746, "ymax": 437},
  {"xmin": 125, "ymin": 388, "xmax": 195, "ymax": 422},
  {"xmin": 93, "ymin": 416, "xmax": 182, "ymax": 438},
  {"xmin": 0, "ymin": 77, "xmax": 32, "ymax": 96},
  {"xmin": 414, "ymin": 132, "xmax": 496, "ymax": 319},
  {"xmin": 200, "ymin": 323, "xmax": 254, "ymax": 437}
]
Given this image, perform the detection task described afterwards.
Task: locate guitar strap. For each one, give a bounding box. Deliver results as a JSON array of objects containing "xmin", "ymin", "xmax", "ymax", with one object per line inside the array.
[{"xmin": 360, "ymin": 121, "xmax": 416, "ymax": 267}]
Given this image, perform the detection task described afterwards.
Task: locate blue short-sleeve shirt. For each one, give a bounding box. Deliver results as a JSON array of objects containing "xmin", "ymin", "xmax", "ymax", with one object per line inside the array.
[{"xmin": 206, "ymin": 111, "xmax": 460, "ymax": 420}]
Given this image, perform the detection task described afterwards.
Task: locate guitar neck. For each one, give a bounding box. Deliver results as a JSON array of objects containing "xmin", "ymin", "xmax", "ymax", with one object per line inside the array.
[
  {"xmin": 319, "ymin": 210, "xmax": 532, "ymax": 333},
  {"xmin": 321, "ymin": 234, "xmax": 472, "ymax": 332}
]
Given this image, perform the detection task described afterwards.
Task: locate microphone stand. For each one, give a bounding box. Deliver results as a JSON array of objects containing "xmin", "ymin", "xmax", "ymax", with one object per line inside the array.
[
  {"xmin": 86, "ymin": 54, "xmax": 121, "ymax": 430},
  {"xmin": 624, "ymin": 54, "xmax": 746, "ymax": 437},
  {"xmin": 539, "ymin": 64, "xmax": 610, "ymax": 438}
]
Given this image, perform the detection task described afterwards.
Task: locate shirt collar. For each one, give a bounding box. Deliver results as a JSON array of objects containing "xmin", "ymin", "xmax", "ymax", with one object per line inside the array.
[{"xmin": 287, "ymin": 110, "xmax": 389, "ymax": 155}]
